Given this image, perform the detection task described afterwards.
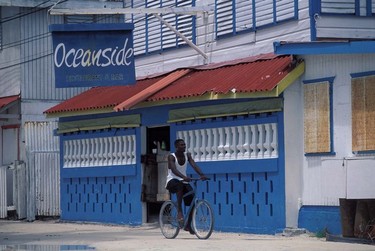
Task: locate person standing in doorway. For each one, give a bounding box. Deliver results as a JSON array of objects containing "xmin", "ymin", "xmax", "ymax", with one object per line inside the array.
[{"xmin": 165, "ymin": 139, "xmax": 208, "ymax": 234}]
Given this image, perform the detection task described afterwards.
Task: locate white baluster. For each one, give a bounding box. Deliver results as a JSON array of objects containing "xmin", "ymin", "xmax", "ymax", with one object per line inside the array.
[
  {"xmin": 188, "ymin": 130, "xmax": 195, "ymax": 158},
  {"xmin": 212, "ymin": 128, "xmax": 219, "ymax": 160},
  {"xmin": 237, "ymin": 126, "xmax": 244, "ymax": 159},
  {"xmin": 263, "ymin": 124, "xmax": 271, "ymax": 158},
  {"xmin": 177, "ymin": 131, "xmax": 183, "ymax": 141},
  {"xmin": 257, "ymin": 125, "xmax": 265, "ymax": 158},
  {"xmin": 243, "ymin": 126, "xmax": 250, "ymax": 158},
  {"xmin": 230, "ymin": 127, "xmax": 237, "ymax": 159},
  {"xmin": 218, "ymin": 128, "xmax": 225, "ymax": 160},
  {"xmin": 131, "ymin": 135, "xmax": 136, "ymax": 164},
  {"xmin": 206, "ymin": 129, "xmax": 212, "ymax": 161},
  {"xmin": 112, "ymin": 136, "xmax": 118, "ymax": 165},
  {"xmin": 99, "ymin": 137, "xmax": 104, "ymax": 166},
  {"xmin": 271, "ymin": 123, "xmax": 278, "ymax": 157},
  {"xmin": 109, "ymin": 137, "xmax": 114, "ymax": 165},
  {"xmin": 121, "ymin": 136, "xmax": 127, "ymax": 164},
  {"xmin": 68, "ymin": 140, "xmax": 73, "ymax": 167},
  {"xmin": 116, "ymin": 136, "xmax": 122, "ymax": 164},
  {"xmin": 224, "ymin": 127, "xmax": 231, "ymax": 159},
  {"xmin": 183, "ymin": 131, "xmax": 189, "ymax": 145},
  {"xmin": 72, "ymin": 140, "xmax": 79, "ymax": 167},
  {"xmin": 194, "ymin": 130, "xmax": 201, "ymax": 161},
  {"xmin": 78, "ymin": 139, "xmax": 85, "ymax": 167},
  {"xmin": 89, "ymin": 138, "xmax": 95, "ymax": 166},
  {"xmin": 64, "ymin": 141, "xmax": 70, "ymax": 167},
  {"xmin": 94, "ymin": 138, "xmax": 100, "ymax": 166},
  {"xmin": 125, "ymin": 136, "xmax": 131, "ymax": 164},
  {"xmin": 200, "ymin": 129, "xmax": 206, "ymax": 161},
  {"xmin": 250, "ymin": 125, "xmax": 257, "ymax": 158},
  {"xmin": 127, "ymin": 136, "xmax": 133, "ymax": 164},
  {"xmin": 82, "ymin": 139, "xmax": 87, "ymax": 166}
]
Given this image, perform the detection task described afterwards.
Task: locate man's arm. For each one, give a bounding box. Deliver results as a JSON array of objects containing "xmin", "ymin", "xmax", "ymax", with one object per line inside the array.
[
  {"xmin": 187, "ymin": 152, "xmax": 208, "ymax": 179},
  {"xmin": 168, "ymin": 155, "xmax": 190, "ymax": 181}
]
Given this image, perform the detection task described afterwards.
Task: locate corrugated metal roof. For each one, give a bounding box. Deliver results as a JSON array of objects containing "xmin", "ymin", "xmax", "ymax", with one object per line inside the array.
[
  {"xmin": 44, "ymin": 75, "xmax": 164, "ymax": 115},
  {"xmin": 148, "ymin": 54, "xmax": 293, "ymax": 101},
  {"xmin": 114, "ymin": 69, "xmax": 191, "ymax": 111},
  {"xmin": 45, "ymin": 54, "xmax": 299, "ymax": 116}
]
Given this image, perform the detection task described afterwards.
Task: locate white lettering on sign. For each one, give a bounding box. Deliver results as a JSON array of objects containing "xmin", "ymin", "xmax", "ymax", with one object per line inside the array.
[{"xmin": 54, "ymin": 38, "xmax": 134, "ymax": 68}]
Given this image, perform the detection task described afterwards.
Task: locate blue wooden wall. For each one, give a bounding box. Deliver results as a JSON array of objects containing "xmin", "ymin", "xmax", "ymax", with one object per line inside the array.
[{"xmin": 58, "ymin": 104, "xmax": 285, "ymax": 234}]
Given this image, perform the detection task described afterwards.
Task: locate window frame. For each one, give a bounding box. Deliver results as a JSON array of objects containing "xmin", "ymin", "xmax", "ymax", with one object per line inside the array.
[
  {"xmin": 350, "ymin": 71, "xmax": 375, "ymax": 154},
  {"xmin": 130, "ymin": 0, "xmax": 197, "ymax": 57},
  {"xmin": 215, "ymin": 0, "xmax": 299, "ymax": 38},
  {"xmin": 303, "ymin": 77, "xmax": 335, "ymax": 156}
]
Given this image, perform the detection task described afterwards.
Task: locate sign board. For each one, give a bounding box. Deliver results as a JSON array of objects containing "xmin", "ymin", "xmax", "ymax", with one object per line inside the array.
[{"xmin": 50, "ymin": 23, "xmax": 136, "ymax": 88}]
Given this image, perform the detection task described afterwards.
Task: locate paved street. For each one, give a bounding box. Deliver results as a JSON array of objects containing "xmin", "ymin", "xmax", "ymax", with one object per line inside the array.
[{"xmin": 0, "ymin": 219, "xmax": 374, "ymax": 251}]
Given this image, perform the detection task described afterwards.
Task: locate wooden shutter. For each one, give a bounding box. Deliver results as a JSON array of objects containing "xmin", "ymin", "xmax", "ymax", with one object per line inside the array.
[
  {"xmin": 255, "ymin": 0, "xmax": 274, "ymax": 27},
  {"xmin": 304, "ymin": 82, "xmax": 331, "ymax": 153},
  {"xmin": 216, "ymin": 0, "xmax": 234, "ymax": 36},
  {"xmin": 276, "ymin": 0, "xmax": 296, "ymax": 22},
  {"xmin": 352, "ymin": 75, "xmax": 375, "ymax": 151}
]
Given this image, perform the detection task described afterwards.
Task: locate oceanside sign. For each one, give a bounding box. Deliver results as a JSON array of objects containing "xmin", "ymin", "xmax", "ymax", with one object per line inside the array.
[{"xmin": 50, "ymin": 23, "xmax": 136, "ymax": 88}]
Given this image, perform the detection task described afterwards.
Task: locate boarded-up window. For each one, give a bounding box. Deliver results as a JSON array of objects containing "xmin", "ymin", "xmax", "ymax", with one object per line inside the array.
[
  {"xmin": 352, "ymin": 75, "xmax": 375, "ymax": 152},
  {"xmin": 304, "ymin": 81, "xmax": 331, "ymax": 153}
]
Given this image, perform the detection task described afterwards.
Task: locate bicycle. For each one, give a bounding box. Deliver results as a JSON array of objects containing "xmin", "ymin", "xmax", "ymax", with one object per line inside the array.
[{"xmin": 159, "ymin": 178, "xmax": 214, "ymax": 239}]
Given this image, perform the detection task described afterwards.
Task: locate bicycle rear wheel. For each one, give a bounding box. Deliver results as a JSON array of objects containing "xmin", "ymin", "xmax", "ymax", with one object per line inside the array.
[
  {"xmin": 159, "ymin": 201, "xmax": 180, "ymax": 239},
  {"xmin": 192, "ymin": 199, "xmax": 214, "ymax": 239}
]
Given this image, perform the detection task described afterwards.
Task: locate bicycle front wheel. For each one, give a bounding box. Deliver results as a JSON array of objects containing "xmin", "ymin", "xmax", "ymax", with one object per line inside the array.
[
  {"xmin": 192, "ymin": 199, "xmax": 214, "ymax": 239},
  {"xmin": 159, "ymin": 201, "xmax": 180, "ymax": 239}
]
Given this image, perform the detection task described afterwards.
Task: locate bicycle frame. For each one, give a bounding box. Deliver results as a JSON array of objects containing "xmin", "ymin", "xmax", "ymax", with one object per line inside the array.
[
  {"xmin": 180, "ymin": 179, "xmax": 200, "ymax": 229},
  {"xmin": 160, "ymin": 178, "xmax": 214, "ymax": 239}
]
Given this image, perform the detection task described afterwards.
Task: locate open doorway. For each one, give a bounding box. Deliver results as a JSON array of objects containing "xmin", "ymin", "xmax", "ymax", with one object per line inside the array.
[{"xmin": 142, "ymin": 126, "xmax": 170, "ymax": 223}]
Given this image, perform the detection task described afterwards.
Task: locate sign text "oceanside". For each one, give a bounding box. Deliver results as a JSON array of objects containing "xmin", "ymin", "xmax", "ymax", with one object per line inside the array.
[{"xmin": 54, "ymin": 38, "xmax": 134, "ymax": 68}]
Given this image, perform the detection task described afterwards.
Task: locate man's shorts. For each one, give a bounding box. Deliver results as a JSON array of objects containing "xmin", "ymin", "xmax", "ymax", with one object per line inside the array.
[{"xmin": 166, "ymin": 179, "xmax": 194, "ymax": 206}]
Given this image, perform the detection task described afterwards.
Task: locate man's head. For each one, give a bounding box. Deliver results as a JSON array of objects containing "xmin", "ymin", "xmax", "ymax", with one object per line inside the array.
[{"xmin": 174, "ymin": 139, "xmax": 186, "ymax": 152}]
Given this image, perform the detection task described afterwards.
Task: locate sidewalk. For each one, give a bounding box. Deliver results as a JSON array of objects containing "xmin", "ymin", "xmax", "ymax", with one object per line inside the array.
[{"xmin": 0, "ymin": 219, "xmax": 374, "ymax": 251}]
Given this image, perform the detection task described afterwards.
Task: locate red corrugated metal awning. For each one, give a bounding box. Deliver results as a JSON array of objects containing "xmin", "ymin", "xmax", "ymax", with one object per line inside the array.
[
  {"xmin": 45, "ymin": 53, "xmax": 304, "ymax": 117},
  {"xmin": 0, "ymin": 95, "xmax": 20, "ymax": 111}
]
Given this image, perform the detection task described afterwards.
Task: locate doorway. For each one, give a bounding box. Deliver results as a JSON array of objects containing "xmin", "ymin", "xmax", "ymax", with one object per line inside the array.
[{"xmin": 143, "ymin": 126, "xmax": 170, "ymax": 223}]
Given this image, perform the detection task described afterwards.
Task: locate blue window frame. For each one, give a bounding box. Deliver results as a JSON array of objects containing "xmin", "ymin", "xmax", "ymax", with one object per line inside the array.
[
  {"xmin": 350, "ymin": 71, "xmax": 375, "ymax": 153},
  {"xmin": 303, "ymin": 77, "xmax": 335, "ymax": 156},
  {"xmin": 215, "ymin": 0, "xmax": 298, "ymax": 37},
  {"xmin": 129, "ymin": 0, "xmax": 196, "ymax": 56}
]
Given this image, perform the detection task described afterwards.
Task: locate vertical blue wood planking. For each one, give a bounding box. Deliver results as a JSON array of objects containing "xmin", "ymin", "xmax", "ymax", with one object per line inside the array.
[
  {"xmin": 60, "ymin": 128, "xmax": 142, "ymax": 225},
  {"xmin": 172, "ymin": 112, "xmax": 285, "ymax": 234}
]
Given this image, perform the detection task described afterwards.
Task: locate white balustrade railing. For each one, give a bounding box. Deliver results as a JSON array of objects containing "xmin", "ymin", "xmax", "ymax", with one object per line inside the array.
[
  {"xmin": 63, "ymin": 135, "xmax": 136, "ymax": 168},
  {"xmin": 177, "ymin": 123, "xmax": 278, "ymax": 161}
]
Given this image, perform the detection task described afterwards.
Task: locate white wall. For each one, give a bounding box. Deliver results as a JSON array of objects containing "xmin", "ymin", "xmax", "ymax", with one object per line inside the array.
[
  {"xmin": 283, "ymin": 79, "xmax": 304, "ymax": 228},
  {"xmin": 135, "ymin": 0, "xmax": 310, "ymax": 78},
  {"xmin": 300, "ymin": 54, "xmax": 375, "ymax": 206}
]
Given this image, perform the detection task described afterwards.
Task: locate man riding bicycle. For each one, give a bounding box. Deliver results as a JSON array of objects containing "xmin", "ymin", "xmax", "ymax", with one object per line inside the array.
[{"xmin": 165, "ymin": 139, "xmax": 208, "ymax": 234}]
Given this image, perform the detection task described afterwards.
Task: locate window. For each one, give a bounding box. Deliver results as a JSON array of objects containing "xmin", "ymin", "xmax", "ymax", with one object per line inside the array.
[
  {"xmin": 129, "ymin": 0, "xmax": 196, "ymax": 56},
  {"xmin": 303, "ymin": 78, "xmax": 334, "ymax": 154},
  {"xmin": 351, "ymin": 74, "xmax": 375, "ymax": 152},
  {"xmin": 321, "ymin": 0, "xmax": 375, "ymax": 16},
  {"xmin": 215, "ymin": 0, "xmax": 298, "ymax": 37}
]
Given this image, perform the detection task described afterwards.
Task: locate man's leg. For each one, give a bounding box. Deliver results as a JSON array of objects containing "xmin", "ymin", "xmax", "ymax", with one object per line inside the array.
[
  {"xmin": 183, "ymin": 184, "xmax": 195, "ymax": 234},
  {"xmin": 166, "ymin": 179, "xmax": 184, "ymax": 222}
]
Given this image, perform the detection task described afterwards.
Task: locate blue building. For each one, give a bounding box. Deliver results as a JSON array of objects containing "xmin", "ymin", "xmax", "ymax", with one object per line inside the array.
[{"xmin": 0, "ymin": 0, "xmax": 374, "ymax": 237}]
